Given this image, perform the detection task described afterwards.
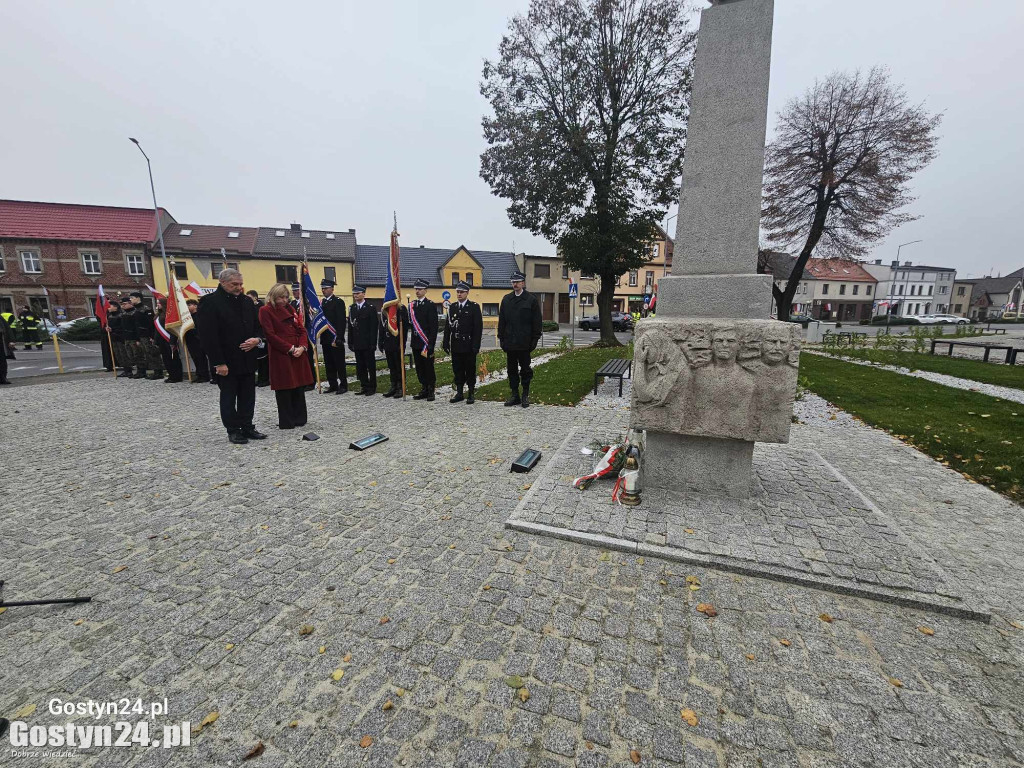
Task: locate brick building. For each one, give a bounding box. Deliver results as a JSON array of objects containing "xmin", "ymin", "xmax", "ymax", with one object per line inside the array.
[{"xmin": 0, "ymin": 199, "xmax": 173, "ymax": 321}]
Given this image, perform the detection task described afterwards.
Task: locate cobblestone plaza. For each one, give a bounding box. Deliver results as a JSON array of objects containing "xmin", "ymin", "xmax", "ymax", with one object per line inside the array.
[{"xmin": 2, "ymin": 379, "xmax": 1023, "ymax": 767}]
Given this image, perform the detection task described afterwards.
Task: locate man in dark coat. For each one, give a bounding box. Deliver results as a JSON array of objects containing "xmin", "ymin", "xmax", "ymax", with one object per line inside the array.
[
  {"xmin": 0, "ymin": 311, "xmax": 12, "ymax": 384},
  {"xmin": 498, "ymin": 269, "xmax": 543, "ymax": 408},
  {"xmin": 347, "ymin": 284, "xmax": 379, "ymax": 395},
  {"xmin": 410, "ymin": 278, "xmax": 439, "ymax": 401},
  {"xmin": 119, "ymin": 296, "xmax": 141, "ymax": 377},
  {"xmin": 247, "ymin": 290, "xmax": 270, "ymax": 387},
  {"xmin": 442, "ymin": 280, "xmax": 483, "ymax": 404},
  {"xmin": 320, "ymin": 279, "xmax": 347, "ymax": 394},
  {"xmin": 378, "ymin": 302, "xmax": 409, "ymax": 398},
  {"xmin": 198, "ymin": 268, "xmax": 268, "ymax": 444}
]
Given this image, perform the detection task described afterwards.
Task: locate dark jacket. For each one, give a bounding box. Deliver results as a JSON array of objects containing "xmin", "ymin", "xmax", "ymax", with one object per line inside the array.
[
  {"xmin": 321, "ymin": 294, "xmax": 346, "ymax": 346},
  {"xmin": 134, "ymin": 302, "xmax": 155, "ymax": 339},
  {"xmin": 107, "ymin": 309, "xmax": 123, "ymax": 341},
  {"xmin": 443, "ymin": 300, "xmax": 483, "ymax": 355},
  {"xmin": 498, "ymin": 290, "xmax": 543, "ymax": 351},
  {"xmin": 378, "ymin": 304, "xmax": 409, "ymax": 352},
  {"xmin": 0, "ymin": 312, "xmax": 12, "ymax": 349},
  {"xmin": 198, "ymin": 285, "xmax": 261, "ymax": 374},
  {"xmin": 410, "ymin": 297, "xmax": 439, "ymax": 355},
  {"xmin": 120, "ymin": 307, "xmax": 139, "ymax": 341},
  {"xmin": 347, "ymin": 301, "xmax": 379, "ymax": 351}
]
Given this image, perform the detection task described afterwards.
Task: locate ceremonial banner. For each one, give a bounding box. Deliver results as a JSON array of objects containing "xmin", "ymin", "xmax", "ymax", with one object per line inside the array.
[
  {"xmin": 165, "ymin": 276, "xmax": 195, "ymax": 339},
  {"xmin": 95, "ymin": 285, "xmax": 108, "ymax": 328},
  {"xmin": 382, "ymin": 221, "xmax": 401, "ymax": 336},
  {"xmin": 154, "ymin": 315, "xmax": 172, "ymax": 342},
  {"xmin": 409, "ymin": 297, "xmax": 429, "ymax": 354},
  {"xmin": 301, "ymin": 264, "xmax": 336, "ymax": 344}
]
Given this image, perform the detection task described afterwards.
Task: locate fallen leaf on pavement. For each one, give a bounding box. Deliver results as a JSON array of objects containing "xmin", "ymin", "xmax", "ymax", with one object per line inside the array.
[
  {"xmin": 379, "ymin": 616, "xmax": 390, "ymax": 625},
  {"xmin": 680, "ymin": 708, "xmax": 698, "ymax": 726},
  {"xmin": 298, "ymin": 624, "xmax": 314, "ymax": 636},
  {"xmin": 288, "ymin": 720, "xmax": 298, "ymax": 728},
  {"xmin": 74, "ymin": 619, "xmax": 84, "ymax": 626},
  {"xmin": 331, "ymin": 668, "xmax": 345, "ymax": 681},
  {"xmin": 343, "ymin": 652, "xmax": 352, "ymax": 662},
  {"xmin": 696, "ymin": 603, "xmax": 717, "ymax": 617},
  {"xmin": 1009, "ymin": 620, "xmax": 1023, "ymax": 630},
  {"xmin": 505, "ymin": 675, "xmax": 525, "ymax": 689},
  {"xmin": 745, "ymin": 653, "xmax": 755, "ymax": 661},
  {"xmin": 684, "ymin": 528, "xmax": 695, "ymax": 534},
  {"xmin": 630, "ymin": 749, "xmax": 642, "ymax": 764},
  {"xmin": 888, "ymin": 677, "xmax": 903, "ymax": 688},
  {"xmin": 382, "ymin": 700, "xmax": 393, "ymax": 711},
  {"xmin": 319, "ymin": 646, "xmax": 326, "ymax": 654},
  {"xmin": 519, "ymin": 688, "xmax": 530, "ymax": 703},
  {"xmin": 359, "ymin": 736, "xmax": 373, "ymax": 748},
  {"xmin": 779, "ymin": 639, "xmax": 791, "ymax": 647},
  {"xmin": 598, "ymin": 552, "xmax": 610, "ymax": 561},
  {"xmin": 917, "ymin": 626, "xmax": 935, "ymax": 636},
  {"xmin": 225, "ymin": 643, "xmax": 235, "ymax": 650},
  {"xmin": 193, "ymin": 711, "xmax": 219, "ymax": 734},
  {"xmin": 387, "ymin": 558, "xmax": 397, "ymax": 564},
  {"xmin": 14, "ymin": 703, "xmax": 36, "ymax": 718},
  {"xmin": 112, "ymin": 565, "xmax": 128, "ymax": 574},
  {"xmin": 819, "ymin": 613, "xmax": 834, "ymax": 623},
  {"xmin": 242, "ymin": 741, "xmax": 265, "ymax": 761}
]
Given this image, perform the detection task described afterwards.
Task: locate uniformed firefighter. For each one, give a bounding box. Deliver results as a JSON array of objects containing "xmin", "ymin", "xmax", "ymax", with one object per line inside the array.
[
  {"xmin": 442, "ymin": 280, "xmax": 483, "ymax": 404},
  {"xmin": 378, "ymin": 302, "xmax": 409, "ymax": 398},
  {"xmin": 410, "ymin": 278, "xmax": 439, "ymax": 401},
  {"xmin": 17, "ymin": 305, "xmax": 43, "ymax": 350},
  {"xmin": 498, "ymin": 269, "xmax": 543, "ymax": 408},
  {"xmin": 319, "ymin": 279, "xmax": 348, "ymax": 393},
  {"xmin": 347, "ymin": 285, "xmax": 379, "ymax": 395}
]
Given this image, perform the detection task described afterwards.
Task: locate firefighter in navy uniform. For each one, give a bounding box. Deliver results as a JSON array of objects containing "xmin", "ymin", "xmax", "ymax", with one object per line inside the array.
[
  {"xmin": 18, "ymin": 305, "xmax": 43, "ymax": 350},
  {"xmin": 319, "ymin": 278, "xmax": 348, "ymax": 393},
  {"xmin": 498, "ymin": 269, "xmax": 543, "ymax": 408},
  {"xmin": 410, "ymin": 278, "xmax": 439, "ymax": 401},
  {"xmin": 378, "ymin": 301, "xmax": 409, "ymax": 398},
  {"xmin": 130, "ymin": 292, "xmax": 163, "ymax": 380},
  {"xmin": 119, "ymin": 296, "xmax": 141, "ymax": 377},
  {"xmin": 442, "ymin": 280, "xmax": 483, "ymax": 404},
  {"xmin": 347, "ymin": 284, "xmax": 379, "ymax": 395}
]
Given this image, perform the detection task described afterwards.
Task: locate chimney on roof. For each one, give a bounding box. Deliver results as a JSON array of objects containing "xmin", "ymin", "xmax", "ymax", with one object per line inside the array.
[
  {"xmin": 891, "ymin": 260, "xmax": 899, "ymax": 267},
  {"xmin": 874, "ymin": 259, "xmax": 882, "ymax": 265},
  {"xmin": 419, "ymin": 245, "xmax": 425, "ymax": 248},
  {"xmin": 903, "ymin": 261, "xmax": 912, "ymax": 267},
  {"xmin": 349, "ymin": 228, "xmax": 355, "ymax": 234},
  {"xmin": 290, "ymin": 223, "xmax": 301, "ymax": 232}
]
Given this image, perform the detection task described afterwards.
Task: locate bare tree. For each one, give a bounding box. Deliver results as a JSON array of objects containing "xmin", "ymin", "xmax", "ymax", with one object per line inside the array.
[
  {"xmin": 480, "ymin": 0, "xmax": 696, "ymax": 345},
  {"xmin": 761, "ymin": 67, "xmax": 941, "ymax": 316}
]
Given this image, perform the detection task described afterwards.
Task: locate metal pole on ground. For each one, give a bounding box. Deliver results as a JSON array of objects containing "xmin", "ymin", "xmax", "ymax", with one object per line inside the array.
[{"xmin": 107, "ymin": 329, "xmax": 117, "ymax": 377}]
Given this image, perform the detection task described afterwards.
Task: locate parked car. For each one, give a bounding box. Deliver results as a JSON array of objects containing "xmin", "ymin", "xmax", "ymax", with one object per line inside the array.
[
  {"xmin": 788, "ymin": 314, "xmax": 814, "ymax": 324},
  {"xmin": 928, "ymin": 314, "xmax": 969, "ymax": 325},
  {"xmin": 579, "ymin": 312, "xmax": 633, "ymax": 331}
]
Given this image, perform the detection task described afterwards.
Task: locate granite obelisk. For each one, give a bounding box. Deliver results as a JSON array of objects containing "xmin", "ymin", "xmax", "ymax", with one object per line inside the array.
[{"xmin": 631, "ymin": 0, "xmax": 802, "ymax": 498}]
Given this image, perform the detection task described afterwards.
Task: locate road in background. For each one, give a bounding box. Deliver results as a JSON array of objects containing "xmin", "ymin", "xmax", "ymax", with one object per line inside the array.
[{"xmin": 5, "ymin": 340, "xmax": 106, "ymax": 379}]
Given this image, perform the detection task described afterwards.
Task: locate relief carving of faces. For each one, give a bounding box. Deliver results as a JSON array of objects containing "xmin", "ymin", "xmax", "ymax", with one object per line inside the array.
[
  {"xmin": 634, "ymin": 328, "xmax": 683, "ymax": 404},
  {"xmin": 760, "ymin": 325, "xmax": 791, "ymax": 366},
  {"xmin": 711, "ymin": 326, "xmax": 740, "ymax": 363},
  {"xmin": 682, "ymin": 328, "xmax": 712, "ymax": 368}
]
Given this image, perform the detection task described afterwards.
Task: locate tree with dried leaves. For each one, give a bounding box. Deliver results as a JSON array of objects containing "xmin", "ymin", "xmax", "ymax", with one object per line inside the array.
[
  {"xmin": 480, "ymin": 0, "xmax": 696, "ymax": 344},
  {"xmin": 761, "ymin": 67, "xmax": 941, "ymax": 317}
]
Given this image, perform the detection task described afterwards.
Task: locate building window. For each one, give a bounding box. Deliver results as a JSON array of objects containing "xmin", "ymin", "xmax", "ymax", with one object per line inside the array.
[
  {"xmin": 645, "ymin": 271, "xmax": 655, "ymax": 287},
  {"xmin": 125, "ymin": 253, "xmax": 145, "ymax": 276},
  {"xmin": 0, "ymin": 247, "xmax": 5, "ymax": 273},
  {"xmin": 80, "ymin": 251, "xmax": 101, "ymax": 275},
  {"xmin": 534, "ymin": 263, "xmax": 550, "ymax": 279},
  {"xmin": 954, "ymin": 304, "xmax": 962, "ymax": 313},
  {"xmin": 615, "ymin": 275, "xmax": 621, "ymax": 287},
  {"xmin": 324, "ymin": 266, "xmax": 336, "ymax": 283},
  {"xmin": 561, "ymin": 265, "xmax": 569, "ymax": 280},
  {"xmin": 466, "ymin": 273, "xmax": 474, "ymax": 286},
  {"xmin": 957, "ymin": 286, "xmax": 966, "ymax": 296},
  {"xmin": 928, "ymin": 285, "xmax": 934, "ymax": 295},
  {"xmin": 483, "ymin": 303, "xmax": 499, "ymax": 316},
  {"xmin": 839, "ymin": 284, "xmax": 846, "ymax": 295},
  {"xmin": 20, "ymin": 250, "xmax": 42, "ymax": 274},
  {"xmin": 579, "ymin": 293, "xmax": 594, "ymax": 306},
  {"xmin": 628, "ymin": 270, "xmax": 638, "ymax": 287},
  {"xmin": 275, "ymin": 265, "xmax": 298, "ymax": 283},
  {"xmin": 852, "ymin": 284, "xmax": 859, "ymax": 295},
  {"xmin": 866, "ymin": 285, "xmax": 872, "ymax": 296},
  {"xmin": 0, "ymin": 296, "xmax": 12, "ymax": 314},
  {"xmin": 822, "ymin": 284, "xmax": 829, "ymax": 295},
  {"xmin": 939, "ymin": 285, "xmax": 947, "ymax": 294},
  {"xmin": 210, "ymin": 262, "xmax": 223, "ymax": 276},
  {"xmin": 172, "ymin": 263, "xmax": 188, "ymax": 280},
  {"xmin": 451, "ymin": 272, "xmax": 460, "ymax": 285},
  {"xmin": 581, "ymin": 272, "xmax": 595, "ymax": 280}
]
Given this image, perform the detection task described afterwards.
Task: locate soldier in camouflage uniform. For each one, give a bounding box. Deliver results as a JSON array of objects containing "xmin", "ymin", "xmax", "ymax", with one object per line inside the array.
[
  {"xmin": 118, "ymin": 296, "xmax": 141, "ymax": 377},
  {"xmin": 130, "ymin": 291, "xmax": 163, "ymax": 380}
]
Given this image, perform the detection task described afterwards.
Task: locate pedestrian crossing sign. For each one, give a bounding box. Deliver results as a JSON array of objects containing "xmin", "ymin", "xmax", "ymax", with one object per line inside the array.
[{"xmin": 568, "ymin": 282, "xmax": 578, "ymax": 298}]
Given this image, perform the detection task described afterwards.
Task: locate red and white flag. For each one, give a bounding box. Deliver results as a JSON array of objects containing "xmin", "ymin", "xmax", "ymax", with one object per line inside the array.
[
  {"xmin": 164, "ymin": 276, "xmax": 195, "ymax": 339},
  {"xmin": 95, "ymin": 285, "xmax": 108, "ymax": 328},
  {"xmin": 146, "ymin": 284, "xmax": 167, "ymax": 301}
]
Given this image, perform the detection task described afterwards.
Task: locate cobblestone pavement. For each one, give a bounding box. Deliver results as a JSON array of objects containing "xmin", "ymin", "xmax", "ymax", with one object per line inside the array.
[
  {"xmin": 509, "ymin": 431, "xmax": 981, "ymax": 620},
  {"xmin": 2, "ymin": 378, "xmax": 1023, "ymax": 768}
]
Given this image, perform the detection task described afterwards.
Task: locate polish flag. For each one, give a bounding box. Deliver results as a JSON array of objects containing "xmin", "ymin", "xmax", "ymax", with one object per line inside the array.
[
  {"xmin": 95, "ymin": 285, "xmax": 108, "ymax": 328},
  {"xmin": 146, "ymin": 284, "xmax": 167, "ymax": 301},
  {"xmin": 183, "ymin": 281, "xmax": 202, "ymax": 297}
]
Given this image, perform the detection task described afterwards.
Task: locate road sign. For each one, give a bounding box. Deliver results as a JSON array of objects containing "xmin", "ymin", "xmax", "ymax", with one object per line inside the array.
[
  {"xmin": 567, "ymin": 282, "xmax": 578, "ymax": 299},
  {"xmin": 442, "ymin": 290, "xmax": 451, "ymax": 301}
]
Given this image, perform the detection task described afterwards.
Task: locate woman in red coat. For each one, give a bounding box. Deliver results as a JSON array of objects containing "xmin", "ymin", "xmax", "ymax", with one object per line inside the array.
[{"xmin": 259, "ymin": 283, "xmax": 314, "ymax": 429}]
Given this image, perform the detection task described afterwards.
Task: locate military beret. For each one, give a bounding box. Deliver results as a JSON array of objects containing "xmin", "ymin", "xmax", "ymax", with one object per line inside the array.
[
  {"xmin": 455, "ymin": 280, "xmax": 471, "ymax": 292},
  {"xmin": 119, "ymin": 295, "xmax": 134, "ymax": 303},
  {"xmin": 413, "ymin": 278, "xmax": 430, "ymax": 289},
  {"xmin": 510, "ymin": 270, "xmax": 526, "ymax": 282},
  {"xmin": 352, "ymin": 284, "xmax": 367, "ymax": 293},
  {"xmin": 320, "ymin": 278, "xmax": 336, "ymax": 287}
]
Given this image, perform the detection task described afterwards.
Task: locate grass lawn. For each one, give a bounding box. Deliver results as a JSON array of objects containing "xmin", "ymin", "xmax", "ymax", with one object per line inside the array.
[
  {"xmin": 819, "ymin": 348, "xmax": 1024, "ymax": 390},
  {"xmin": 474, "ymin": 344, "xmax": 633, "ymax": 406},
  {"xmin": 800, "ymin": 353, "xmax": 1024, "ymax": 503},
  {"xmin": 366, "ymin": 347, "xmax": 553, "ymax": 396}
]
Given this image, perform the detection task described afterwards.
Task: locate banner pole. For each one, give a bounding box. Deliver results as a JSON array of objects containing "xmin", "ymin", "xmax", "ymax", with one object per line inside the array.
[
  {"xmin": 180, "ymin": 332, "xmax": 193, "ymax": 382},
  {"xmin": 400, "ymin": 297, "xmax": 408, "ymax": 398},
  {"xmin": 52, "ymin": 333, "xmax": 64, "ymax": 373},
  {"xmin": 313, "ymin": 343, "xmax": 323, "ymax": 393},
  {"xmin": 107, "ymin": 329, "xmax": 117, "ymax": 377}
]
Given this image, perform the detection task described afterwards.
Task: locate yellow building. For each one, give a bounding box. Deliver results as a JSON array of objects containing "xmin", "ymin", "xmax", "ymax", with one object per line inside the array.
[
  {"xmin": 612, "ymin": 226, "xmax": 673, "ymax": 313},
  {"xmin": 153, "ymin": 223, "xmax": 356, "ymax": 299},
  {"xmin": 355, "ymin": 243, "xmax": 521, "ymax": 329}
]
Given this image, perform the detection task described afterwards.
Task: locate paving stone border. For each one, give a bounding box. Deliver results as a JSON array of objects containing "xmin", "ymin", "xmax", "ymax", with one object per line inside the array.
[{"xmin": 507, "ymin": 427, "xmax": 991, "ymax": 623}]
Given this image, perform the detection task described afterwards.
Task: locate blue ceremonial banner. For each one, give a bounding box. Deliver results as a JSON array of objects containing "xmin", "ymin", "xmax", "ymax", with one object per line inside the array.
[{"xmin": 302, "ymin": 264, "xmax": 336, "ymax": 343}]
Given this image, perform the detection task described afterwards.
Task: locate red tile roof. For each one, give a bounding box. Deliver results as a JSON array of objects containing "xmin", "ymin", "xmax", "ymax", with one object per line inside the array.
[
  {"xmin": 0, "ymin": 199, "xmax": 173, "ymax": 243},
  {"xmin": 161, "ymin": 224, "xmax": 258, "ymax": 255},
  {"xmin": 804, "ymin": 259, "xmax": 875, "ymax": 282}
]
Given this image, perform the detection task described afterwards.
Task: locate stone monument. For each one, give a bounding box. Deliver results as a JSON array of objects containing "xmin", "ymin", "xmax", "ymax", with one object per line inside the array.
[{"xmin": 632, "ymin": 0, "xmax": 801, "ymax": 498}]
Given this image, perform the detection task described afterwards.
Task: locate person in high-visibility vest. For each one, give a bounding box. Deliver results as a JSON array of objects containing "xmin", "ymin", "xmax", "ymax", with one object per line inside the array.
[
  {"xmin": 17, "ymin": 306, "xmax": 43, "ymax": 350},
  {"xmin": 0, "ymin": 311, "xmax": 15, "ymax": 360}
]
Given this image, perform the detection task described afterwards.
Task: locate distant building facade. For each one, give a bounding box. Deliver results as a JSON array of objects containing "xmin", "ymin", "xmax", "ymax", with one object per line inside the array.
[
  {"xmin": 765, "ymin": 254, "xmax": 877, "ymax": 321},
  {"xmin": 862, "ymin": 260, "xmax": 957, "ymax": 317}
]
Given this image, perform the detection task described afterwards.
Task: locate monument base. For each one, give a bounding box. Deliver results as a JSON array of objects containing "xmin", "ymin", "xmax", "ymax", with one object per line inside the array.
[{"xmin": 642, "ymin": 431, "xmax": 753, "ymax": 499}]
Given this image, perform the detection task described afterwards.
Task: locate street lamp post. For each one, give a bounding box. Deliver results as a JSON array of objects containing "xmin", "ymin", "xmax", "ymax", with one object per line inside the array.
[
  {"xmin": 886, "ymin": 239, "xmax": 923, "ymax": 334},
  {"xmin": 129, "ymin": 138, "xmax": 172, "ymax": 293}
]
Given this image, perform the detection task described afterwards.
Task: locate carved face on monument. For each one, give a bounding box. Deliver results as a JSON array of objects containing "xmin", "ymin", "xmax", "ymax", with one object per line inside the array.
[
  {"xmin": 683, "ymin": 329, "xmax": 712, "ymax": 368},
  {"xmin": 760, "ymin": 325, "xmax": 791, "ymax": 366},
  {"xmin": 711, "ymin": 327, "xmax": 739, "ymax": 362}
]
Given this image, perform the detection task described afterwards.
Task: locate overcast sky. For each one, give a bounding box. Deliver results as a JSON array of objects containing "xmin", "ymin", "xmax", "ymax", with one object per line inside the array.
[{"xmin": 1, "ymin": 1, "xmax": 1021, "ymax": 277}]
